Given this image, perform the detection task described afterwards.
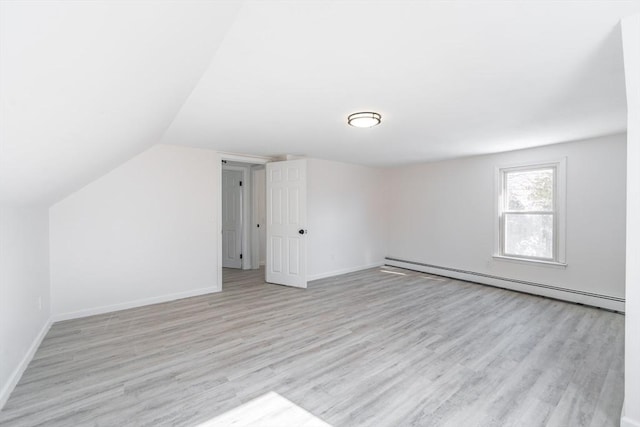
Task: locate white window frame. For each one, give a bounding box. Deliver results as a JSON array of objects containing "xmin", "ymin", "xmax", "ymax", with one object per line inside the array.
[{"xmin": 494, "ymin": 158, "xmax": 567, "ymax": 267}]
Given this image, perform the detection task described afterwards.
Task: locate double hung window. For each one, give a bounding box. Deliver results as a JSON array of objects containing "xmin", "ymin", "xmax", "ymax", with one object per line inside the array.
[{"xmin": 496, "ymin": 159, "xmax": 566, "ymax": 265}]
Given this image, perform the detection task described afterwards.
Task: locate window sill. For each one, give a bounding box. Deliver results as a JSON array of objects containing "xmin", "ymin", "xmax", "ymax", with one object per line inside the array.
[{"xmin": 492, "ymin": 255, "xmax": 567, "ymax": 268}]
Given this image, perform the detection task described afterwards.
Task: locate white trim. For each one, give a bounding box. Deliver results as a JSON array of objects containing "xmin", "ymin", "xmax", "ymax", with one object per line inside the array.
[
  {"xmin": 0, "ymin": 318, "xmax": 52, "ymax": 410},
  {"xmin": 219, "ymin": 152, "xmax": 273, "ymax": 164},
  {"xmin": 622, "ymin": 416, "xmax": 640, "ymax": 427},
  {"xmin": 495, "ymin": 157, "xmax": 567, "ymax": 264},
  {"xmin": 216, "ymin": 154, "xmax": 223, "ymax": 290},
  {"xmin": 385, "ymin": 258, "xmax": 624, "ymax": 312},
  {"xmin": 492, "ymin": 255, "xmax": 567, "ymax": 268},
  {"xmin": 307, "ymin": 262, "xmax": 385, "ymax": 282},
  {"xmin": 284, "ymin": 155, "xmax": 307, "ymax": 161},
  {"xmin": 51, "ymin": 286, "xmax": 220, "ymax": 322}
]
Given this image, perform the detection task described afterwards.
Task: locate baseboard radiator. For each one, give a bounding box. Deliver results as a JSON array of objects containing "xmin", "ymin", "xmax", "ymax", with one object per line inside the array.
[{"xmin": 384, "ymin": 257, "xmax": 625, "ymax": 313}]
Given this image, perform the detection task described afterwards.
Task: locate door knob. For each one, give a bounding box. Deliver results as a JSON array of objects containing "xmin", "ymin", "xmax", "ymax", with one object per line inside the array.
[{"xmin": 298, "ymin": 229, "xmax": 306, "ymax": 235}]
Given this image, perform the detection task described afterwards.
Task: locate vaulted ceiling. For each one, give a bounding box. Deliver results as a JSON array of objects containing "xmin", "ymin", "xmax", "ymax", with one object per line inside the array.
[
  {"xmin": 0, "ymin": 1, "xmax": 242, "ymax": 205},
  {"xmin": 2, "ymin": 1, "xmax": 638, "ymax": 206}
]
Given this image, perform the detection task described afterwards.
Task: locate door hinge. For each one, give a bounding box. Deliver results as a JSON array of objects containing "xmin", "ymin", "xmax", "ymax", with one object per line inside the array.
[
  {"xmin": 239, "ymin": 181, "xmax": 243, "ymax": 186},
  {"xmin": 240, "ymin": 254, "xmax": 243, "ymax": 259}
]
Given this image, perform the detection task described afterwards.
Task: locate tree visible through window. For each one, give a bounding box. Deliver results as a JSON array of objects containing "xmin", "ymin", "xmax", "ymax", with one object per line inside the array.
[{"xmin": 500, "ymin": 166, "xmax": 556, "ymax": 261}]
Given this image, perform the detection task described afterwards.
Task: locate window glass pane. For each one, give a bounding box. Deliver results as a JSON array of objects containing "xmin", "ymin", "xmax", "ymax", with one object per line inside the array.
[
  {"xmin": 505, "ymin": 168, "xmax": 553, "ymax": 211},
  {"xmin": 504, "ymin": 213, "xmax": 553, "ymax": 259}
]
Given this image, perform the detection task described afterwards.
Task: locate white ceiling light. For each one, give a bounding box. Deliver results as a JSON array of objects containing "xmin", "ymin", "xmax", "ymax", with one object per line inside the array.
[{"xmin": 347, "ymin": 112, "xmax": 381, "ymax": 128}]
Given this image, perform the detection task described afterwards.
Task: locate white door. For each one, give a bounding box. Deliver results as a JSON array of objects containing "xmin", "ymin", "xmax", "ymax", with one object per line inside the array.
[
  {"xmin": 222, "ymin": 169, "xmax": 243, "ymax": 269},
  {"xmin": 266, "ymin": 159, "xmax": 307, "ymax": 288}
]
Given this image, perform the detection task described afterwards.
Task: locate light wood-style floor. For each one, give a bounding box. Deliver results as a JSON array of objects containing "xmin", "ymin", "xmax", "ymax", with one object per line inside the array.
[{"xmin": 0, "ymin": 267, "xmax": 624, "ymax": 426}]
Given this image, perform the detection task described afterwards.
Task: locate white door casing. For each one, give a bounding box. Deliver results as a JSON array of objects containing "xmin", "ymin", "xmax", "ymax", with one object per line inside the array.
[
  {"xmin": 222, "ymin": 169, "xmax": 243, "ymax": 269},
  {"xmin": 266, "ymin": 159, "xmax": 307, "ymax": 288}
]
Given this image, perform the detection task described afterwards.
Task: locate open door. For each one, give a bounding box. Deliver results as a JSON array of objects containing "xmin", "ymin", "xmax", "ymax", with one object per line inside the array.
[{"xmin": 266, "ymin": 159, "xmax": 307, "ymax": 288}]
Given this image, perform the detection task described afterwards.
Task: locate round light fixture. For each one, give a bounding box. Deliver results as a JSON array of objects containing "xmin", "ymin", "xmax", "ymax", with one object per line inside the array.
[{"xmin": 347, "ymin": 111, "xmax": 381, "ymax": 128}]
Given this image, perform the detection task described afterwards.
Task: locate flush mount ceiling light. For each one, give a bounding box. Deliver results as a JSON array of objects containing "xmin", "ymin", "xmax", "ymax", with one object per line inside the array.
[{"xmin": 347, "ymin": 111, "xmax": 381, "ymax": 128}]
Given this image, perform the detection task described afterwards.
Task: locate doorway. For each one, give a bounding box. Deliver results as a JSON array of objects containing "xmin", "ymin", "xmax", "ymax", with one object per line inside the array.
[
  {"xmin": 218, "ymin": 155, "xmax": 308, "ymax": 290},
  {"xmin": 220, "ymin": 160, "xmax": 267, "ymax": 287}
]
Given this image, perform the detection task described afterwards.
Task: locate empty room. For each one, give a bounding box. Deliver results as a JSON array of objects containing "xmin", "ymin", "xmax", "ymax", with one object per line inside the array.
[{"xmin": 1, "ymin": 1, "xmax": 639, "ymax": 426}]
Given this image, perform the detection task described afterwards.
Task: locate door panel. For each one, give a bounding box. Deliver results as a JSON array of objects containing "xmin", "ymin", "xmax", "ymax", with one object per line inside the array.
[
  {"xmin": 266, "ymin": 159, "xmax": 307, "ymax": 288},
  {"xmin": 222, "ymin": 169, "xmax": 243, "ymax": 269}
]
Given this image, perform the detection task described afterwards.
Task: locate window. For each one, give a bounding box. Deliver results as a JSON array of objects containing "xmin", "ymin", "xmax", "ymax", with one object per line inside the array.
[{"xmin": 496, "ymin": 159, "xmax": 566, "ymax": 265}]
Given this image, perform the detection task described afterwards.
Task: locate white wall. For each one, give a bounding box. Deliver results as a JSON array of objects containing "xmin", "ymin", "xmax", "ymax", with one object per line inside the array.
[
  {"xmin": 307, "ymin": 158, "xmax": 387, "ymax": 280},
  {"xmin": 385, "ymin": 134, "xmax": 626, "ymax": 309},
  {"xmin": 622, "ymin": 14, "xmax": 640, "ymax": 427},
  {"xmin": 50, "ymin": 144, "xmax": 220, "ymax": 320},
  {"xmin": 0, "ymin": 206, "xmax": 50, "ymax": 409}
]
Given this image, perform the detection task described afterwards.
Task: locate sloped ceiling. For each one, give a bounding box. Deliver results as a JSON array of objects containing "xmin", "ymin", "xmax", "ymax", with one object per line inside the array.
[
  {"xmin": 2, "ymin": 1, "xmax": 639, "ymax": 206},
  {"xmin": 0, "ymin": 0, "xmax": 242, "ymax": 205},
  {"xmin": 162, "ymin": 1, "xmax": 638, "ymax": 164}
]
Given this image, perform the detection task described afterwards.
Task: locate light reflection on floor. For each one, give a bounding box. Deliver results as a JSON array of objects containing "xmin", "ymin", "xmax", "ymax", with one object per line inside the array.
[
  {"xmin": 380, "ymin": 267, "xmax": 447, "ymax": 281},
  {"xmin": 197, "ymin": 391, "xmax": 332, "ymax": 427}
]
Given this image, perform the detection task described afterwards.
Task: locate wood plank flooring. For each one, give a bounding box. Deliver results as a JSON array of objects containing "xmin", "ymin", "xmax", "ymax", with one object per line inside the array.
[{"xmin": 0, "ymin": 266, "xmax": 624, "ymax": 426}]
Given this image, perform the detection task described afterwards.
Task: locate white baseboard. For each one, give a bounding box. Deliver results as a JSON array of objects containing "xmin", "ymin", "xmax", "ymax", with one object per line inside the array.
[
  {"xmin": 52, "ymin": 286, "xmax": 221, "ymax": 322},
  {"xmin": 0, "ymin": 318, "xmax": 52, "ymax": 411},
  {"xmin": 622, "ymin": 416, "xmax": 640, "ymax": 427},
  {"xmin": 385, "ymin": 258, "xmax": 625, "ymax": 312},
  {"xmin": 307, "ymin": 262, "xmax": 384, "ymax": 282}
]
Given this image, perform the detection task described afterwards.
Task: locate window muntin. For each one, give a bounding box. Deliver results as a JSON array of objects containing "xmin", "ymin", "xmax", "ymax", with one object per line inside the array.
[{"xmin": 500, "ymin": 165, "xmax": 557, "ymax": 261}]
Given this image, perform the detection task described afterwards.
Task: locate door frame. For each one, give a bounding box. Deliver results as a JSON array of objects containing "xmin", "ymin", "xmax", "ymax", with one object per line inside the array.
[{"xmin": 217, "ymin": 153, "xmax": 272, "ymax": 288}]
